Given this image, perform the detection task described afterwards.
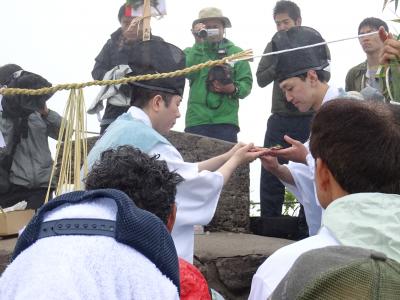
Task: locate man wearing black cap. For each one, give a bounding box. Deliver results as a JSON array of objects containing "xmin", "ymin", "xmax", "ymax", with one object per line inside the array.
[
  {"xmin": 258, "ymin": 26, "xmax": 343, "ymax": 238},
  {"xmin": 86, "ymin": 40, "xmax": 266, "ymax": 263},
  {"xmin": 250, "ymin": 99, "xmax": 400, "ymax": 299},
  {"xmin": 91, "ymin": 3, "xmax": 163, "ymax": 134}
]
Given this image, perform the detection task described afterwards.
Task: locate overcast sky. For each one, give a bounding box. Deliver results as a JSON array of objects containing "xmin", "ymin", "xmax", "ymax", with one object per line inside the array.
[{"xmin": 1, "ymin": 0, "xmax": 399, "ymax": 204}]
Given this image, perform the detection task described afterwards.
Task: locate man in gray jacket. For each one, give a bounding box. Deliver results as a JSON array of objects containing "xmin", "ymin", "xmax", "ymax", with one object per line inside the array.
[{"xmin": 0, "ymin": 65, "xmax": 62, "ymax": 209}]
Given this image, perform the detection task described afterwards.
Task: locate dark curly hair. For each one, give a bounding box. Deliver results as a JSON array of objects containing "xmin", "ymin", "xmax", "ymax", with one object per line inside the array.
[{"xmin": 84, "ymin": 145, "xmax": 184, "ymax": 224}]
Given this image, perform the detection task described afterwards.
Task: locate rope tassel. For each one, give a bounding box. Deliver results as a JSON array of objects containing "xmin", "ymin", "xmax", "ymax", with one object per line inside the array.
[{"xmin": 45, "ymin": 89, "xmax": 87, "ymax": 202}]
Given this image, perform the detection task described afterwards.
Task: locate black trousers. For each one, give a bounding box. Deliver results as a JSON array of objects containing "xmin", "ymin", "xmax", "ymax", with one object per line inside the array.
[
  {"xmin": 0, "ymin": 184, "xmax": 52, "ymax": 209},
  {"xmin": 185, "ymin": 124, "xmax": 239, "ymax": 143},
  {"xmin": 260, "ymin": 113, "xmax": 313, "ymax": 217}
]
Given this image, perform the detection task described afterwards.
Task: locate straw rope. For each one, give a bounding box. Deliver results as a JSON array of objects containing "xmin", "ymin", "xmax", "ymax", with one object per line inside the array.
[{"xmin": 0, "ymin": 50, "xmax": 253, "ymax": 97}]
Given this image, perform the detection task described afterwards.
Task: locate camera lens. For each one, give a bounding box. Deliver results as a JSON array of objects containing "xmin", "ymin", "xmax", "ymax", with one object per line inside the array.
[{"xmin": 198, "ymin": 29, "xmax": 208, "ymax": 38}]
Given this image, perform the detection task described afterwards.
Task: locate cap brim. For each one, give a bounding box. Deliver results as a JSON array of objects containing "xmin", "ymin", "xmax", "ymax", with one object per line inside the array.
[{"xmin": 192, "ymin": 17, "xmax": 231, "ymax": 28}]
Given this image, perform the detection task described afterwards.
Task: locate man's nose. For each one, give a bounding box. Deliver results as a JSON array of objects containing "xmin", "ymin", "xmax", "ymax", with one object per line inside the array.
[{"xmin": 285, "ymin": 92, "xmax": 293, "ymax": 102}]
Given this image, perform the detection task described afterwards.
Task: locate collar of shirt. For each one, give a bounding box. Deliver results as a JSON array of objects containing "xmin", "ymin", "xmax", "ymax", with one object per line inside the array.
[
  {"xmin": 127, "ymin": 106, "xmax": 153, "ymax": 128},
  {"xmin": 322, "ymin": 86, "xmax": 341, "ymax": 105}
]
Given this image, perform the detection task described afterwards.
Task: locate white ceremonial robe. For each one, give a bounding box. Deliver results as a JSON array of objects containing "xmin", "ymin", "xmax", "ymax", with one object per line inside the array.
[
  {"xmin": 128, "ymin": 107, "xmax": 224, "ymax": 263},
  {"xmin": 282, "ymin": 86, "xmax": 342, "ymax": 235}
]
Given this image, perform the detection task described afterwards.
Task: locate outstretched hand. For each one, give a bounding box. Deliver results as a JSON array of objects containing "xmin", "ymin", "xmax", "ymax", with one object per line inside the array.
[
  {"xmin": 226, "ymin": 142, "xmax": 246, "ymax": 159},
  {"xmin": 231, "ymin": 143, "xmax": 268, "ymax": 165},
  {"xmin": 269, "ymin": 135, "xmax": 308, "ymax": 164}
]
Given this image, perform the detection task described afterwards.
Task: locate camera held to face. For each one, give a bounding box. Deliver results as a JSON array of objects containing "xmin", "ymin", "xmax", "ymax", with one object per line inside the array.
[{"xmin": 197, "ymin": 28, "xmax": 220, "ymax": 38}]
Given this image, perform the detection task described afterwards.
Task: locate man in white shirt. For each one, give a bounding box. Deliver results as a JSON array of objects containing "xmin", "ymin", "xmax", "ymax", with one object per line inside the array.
[
  {"xmin": 259, "ymin": 26, "xmax": 339, "ymax": 236},
  {"xmin": 249, "ymin": 99, "xmax": 400, "ymax": 299},
  {"xmin": 86, "ymin": 40, "xmax": 266, "ymax": 263}
]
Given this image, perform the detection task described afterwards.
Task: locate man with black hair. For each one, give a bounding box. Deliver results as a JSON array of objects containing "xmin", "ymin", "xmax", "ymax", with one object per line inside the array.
[
  {"xmin": 86, "ymin": 40, "xmax": 266, "ymax": 263},
  {"xmin": 0, "ymin": 65, "xmax": 62, "ymax": 209},
  {"xmin": 250, "ymin": 99, "xmax": 400, "ymax": 299},
  {"xmin": 85, "ymin": 145, "xmax": 183, "ymax": 227},
  {"xmin": 184, "ymin": 7, "xmax": 252, "ymax": 143},
  {"xmin": 346, "ymin": 17, "xmax": 388, "ymax": 94},
  {"xmin": 257, "ymin": 1, "xmax": 315, "ymax": 222},
  {"xmin": 258, "ymin": 26, "xmax": 340, "ymax": 237},
  {"xmin": 91, "ymin": 3, "xmax": 163, "ymax": 134}
]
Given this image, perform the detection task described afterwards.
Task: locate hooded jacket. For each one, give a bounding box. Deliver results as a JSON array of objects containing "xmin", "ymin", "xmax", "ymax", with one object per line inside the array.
[
  {"xmin": 184, "ymin": 39, "xmax": 252, "ymax": 129},
  {"xmin": 323, "ymin": 193, "xmax": 400, "ymax": 262},
  {"xmin": 0, "ymin": 109, "xmax": 62, "ymax": 189},
  {"xmin": 249, "ymin": 192, "xmax": 400, "ymax": 300}
]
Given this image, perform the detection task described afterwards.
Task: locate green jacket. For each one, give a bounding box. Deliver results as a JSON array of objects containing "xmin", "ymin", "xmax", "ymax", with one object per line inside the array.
[
  {"xmin": 345, "ymin": 61, "xmax": 367, "ymax": 92},
  {"xmin": 184, "ymin": 39, "xmax": 252, "ymax": 128}
]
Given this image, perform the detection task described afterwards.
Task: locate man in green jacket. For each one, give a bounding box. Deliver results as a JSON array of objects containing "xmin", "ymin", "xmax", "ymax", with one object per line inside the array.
[
  {"xmin": 184, "ymin": 7, "xmax": 252, "ymax": 143},
  {"xmin": 345, "ymin": 17, "xmax": 388, "ymax": 94}
]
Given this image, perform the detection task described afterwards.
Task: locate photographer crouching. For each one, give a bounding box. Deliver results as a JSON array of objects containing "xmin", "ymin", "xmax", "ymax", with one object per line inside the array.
[{"xmin": 184, "ymin": 7, "xmax": 253, "ymax": 143}]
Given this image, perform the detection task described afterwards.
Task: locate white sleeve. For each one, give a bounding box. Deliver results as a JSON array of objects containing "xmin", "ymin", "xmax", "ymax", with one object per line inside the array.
[{"xmin": 151, "ymin": 143, "xmax": 224, "ymax": 226}]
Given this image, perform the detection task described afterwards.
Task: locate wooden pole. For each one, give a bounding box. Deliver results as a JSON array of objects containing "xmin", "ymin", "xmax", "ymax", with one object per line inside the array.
[{"xmin": 142, "ymin": 0, "xmax": 151, "ymax": 41}]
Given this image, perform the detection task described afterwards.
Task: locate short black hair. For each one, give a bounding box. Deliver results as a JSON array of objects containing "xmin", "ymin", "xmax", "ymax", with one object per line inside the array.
[
  {"xmin": 85, "ymin": 145, "xmax": 184, "ymax": 224},
  {"xmin": 293, "ymin": 69, "xmax": 330, "ymax": 83},
  {"xmin": 358, "ymin": 17, "xmax": 388, "ymax": 34},
  {"xmin": 310, "ymin": 99, "xmax": 400, "ymax": 194},
  {"xmin": 129, "ymin": 85, "xmax": 175, "ymax": 108},
  {"xmin": 273, "ymin": 0, "xmax": 301, "ymax": 21},
  {"xmin": 118, "ymin": 3, "xmax": 126, "ymax": 22},
  {"xmin": 0, "ymin": 64, "xmax": 22, "ymax": 86}
]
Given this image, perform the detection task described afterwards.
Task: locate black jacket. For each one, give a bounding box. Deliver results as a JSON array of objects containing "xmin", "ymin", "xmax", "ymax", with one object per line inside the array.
[{"xmin": 91, "ymin": 28, "xmax": 163, "ymax": 80}]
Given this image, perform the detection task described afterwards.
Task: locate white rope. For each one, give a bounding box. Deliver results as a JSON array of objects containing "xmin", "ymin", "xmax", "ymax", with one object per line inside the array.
[{"xmin": 249, "ymin": 31, "xmax": 379, "ymax": 60}]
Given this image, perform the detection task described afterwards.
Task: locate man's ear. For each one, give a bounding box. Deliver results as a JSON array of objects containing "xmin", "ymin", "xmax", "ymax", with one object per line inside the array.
[
  {"xmin": 315, "ymin": 158, "xmax": 332, "ymax": 208},
  {"xmin": 316, "ymin": 158, "xmax": 330, "ymax": 191},
  {"xmin": 307, "ymin": 69, "xmax": 319, "ymax": 85},
  {"xmin": 295, "ymin": 17, "xmax": 302, "ymax": 26},
  {"xmin": 150, "ymin": 94, "xmax": 164, "ymax": 112},
  {"xmin": 166, "ymin": 203, "xmax": 177, "ymax": 233}
]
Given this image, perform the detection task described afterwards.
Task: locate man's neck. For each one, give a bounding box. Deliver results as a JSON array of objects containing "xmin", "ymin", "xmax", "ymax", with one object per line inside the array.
[
  {"xmin": 313, "ymin": 83, "xmax": 330, "ymax": 111},
  {"xmin": 366, "ymin": 52, "xmax": 380, "ymax": 70}
]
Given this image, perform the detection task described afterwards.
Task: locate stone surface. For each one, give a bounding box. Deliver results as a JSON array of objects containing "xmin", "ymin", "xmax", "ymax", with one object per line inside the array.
[{"xmin": 194, "ymin": 232, "xmax": 293, "ymax": 300}]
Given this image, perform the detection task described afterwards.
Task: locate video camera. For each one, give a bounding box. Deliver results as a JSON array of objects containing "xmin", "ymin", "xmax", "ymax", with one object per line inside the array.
[{"xmin": 196, "ymin": 28, "xmax": 220, "ymax": 38}]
